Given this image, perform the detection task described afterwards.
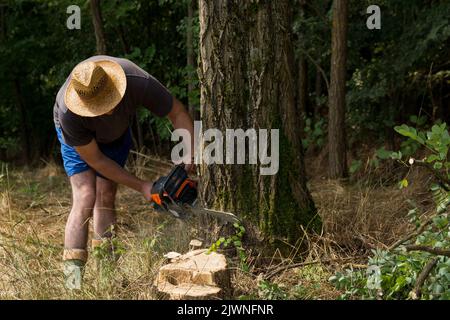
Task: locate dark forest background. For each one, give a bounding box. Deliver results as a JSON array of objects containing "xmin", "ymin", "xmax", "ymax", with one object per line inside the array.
[{"xmin": 1, "ymin": 0, "xmax": 449, "ymax": 167}]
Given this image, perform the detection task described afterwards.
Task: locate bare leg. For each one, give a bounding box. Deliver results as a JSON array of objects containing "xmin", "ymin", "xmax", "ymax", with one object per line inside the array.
[
  {"xmin": 93, "ymin": 176, "xmax": 118, "ymax": 239},
  {"xmin": 65, "ymin": 170, "xmax": 96, "ymax": 250}
]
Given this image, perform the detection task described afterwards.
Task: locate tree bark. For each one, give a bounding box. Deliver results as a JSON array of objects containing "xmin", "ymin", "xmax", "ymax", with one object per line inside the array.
[
  {"xmin": 90, "ymin": 0, "xmax": 107, "ymax": 55},
  {"xmin": 117, "ymin": 24, "xmax": 130, "ymax": 54},
  {"xmin": 297, "ymin": 0, "xmax": 309, "ymax": 120},
  {"xmin": 315, "ymin": 67, "xmax": 323, "ymax": 119},
  {"xmin": 187, "ymin": 0, "xmax": 196, "ymax": 120},
  {"xmin": 410, "ymin": 257, "xmax": 438, "ymax": 300},
  {"xmin": 115, "ymin": 24, "xmax": 144, "ymax": 151},
  {"xmin": 328, "ymin": 0, "xmax": 348, "ymax": 179},
  {"xmin": 198, "ymin": 0, "xmax": 320, "ymax": 241},
  {"xmin": 298, "ymin": 57, "xmax": 309, "ymax": 118}
]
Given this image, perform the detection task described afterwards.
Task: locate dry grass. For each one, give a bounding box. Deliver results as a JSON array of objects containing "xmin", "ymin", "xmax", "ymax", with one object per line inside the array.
[
  {"xmin": 310, "ymin": 167, "xmax": 432, "ymax": 251},
  {"xmin": 0, "ymin": 160, "xmax": 193, "ymax": 299},
  {"xmin": 230, "ymin": 155, "xmax": 436, "ymax": 300},
  {"xmin": 0, "ymin": 152, "xmax": 436, "ymax": 300}
]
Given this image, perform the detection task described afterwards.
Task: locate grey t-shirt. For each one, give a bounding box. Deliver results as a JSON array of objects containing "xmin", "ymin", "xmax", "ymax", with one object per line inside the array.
[{"xmin": 53, "ymin": 55, "xmax": 173, "ymax": 147}]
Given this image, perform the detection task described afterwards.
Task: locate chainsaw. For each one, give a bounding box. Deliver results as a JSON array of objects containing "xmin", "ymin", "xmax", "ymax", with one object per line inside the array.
[{"xmin": 150, "ymin": 164, "xmax": 240, "ymax": 224}]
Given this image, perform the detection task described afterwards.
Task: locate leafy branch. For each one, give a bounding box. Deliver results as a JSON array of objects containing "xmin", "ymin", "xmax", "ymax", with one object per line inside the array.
[
  {"xmin": 331, "ymin": 122, "xmax": 450, "ymax": 300},
  {"xmin": 405, "ymin": 245, "xmax": 450, "ymax": 257},
  {"xmin": 208, "ymin": 222, "xmax": 249, "ymax": 272}
]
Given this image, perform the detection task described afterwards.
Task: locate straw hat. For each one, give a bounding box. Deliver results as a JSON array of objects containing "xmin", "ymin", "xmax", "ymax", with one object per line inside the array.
[{"xmin": 64, "ymin": 60, "xmax": 127, "ymax": 117}]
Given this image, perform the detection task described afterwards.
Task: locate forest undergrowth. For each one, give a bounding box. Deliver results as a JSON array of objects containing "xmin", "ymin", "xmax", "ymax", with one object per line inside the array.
[{"xmin": 0, "ymin": 148, "xmax": 445, "ymax": 300}]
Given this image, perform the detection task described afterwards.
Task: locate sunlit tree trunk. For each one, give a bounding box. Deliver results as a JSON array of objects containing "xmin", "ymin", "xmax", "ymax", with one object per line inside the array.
[
  {"xmin": 198, "ymin": 0, "xmax": 320, "ymax": 241},
  {"xmin": 328, "ymin": 0, "xmax": 348, "ymax": 179},
  {"xmin": 187, "ymin": 0, "xmax": 196, "ymax": 120}
]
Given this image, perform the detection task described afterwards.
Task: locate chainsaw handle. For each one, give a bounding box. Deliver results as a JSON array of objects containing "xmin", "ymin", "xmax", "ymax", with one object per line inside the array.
[
  {"xmin": 150, "ymin": 176, "xmax": 167, "ymax": 206},
  {"xmin": 150, "ymin": 165, "xmax": 198, "ymax": 209}
]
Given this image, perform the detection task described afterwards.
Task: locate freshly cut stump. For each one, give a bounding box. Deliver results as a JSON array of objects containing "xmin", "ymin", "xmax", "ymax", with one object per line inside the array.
[{"xmin": 155, "ymin": 249, "xmax": 231, "ymax": 300}]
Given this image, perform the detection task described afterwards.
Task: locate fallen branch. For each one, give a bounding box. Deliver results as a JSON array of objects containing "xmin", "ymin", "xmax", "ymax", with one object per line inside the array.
[
  {"xmin": 405, "ymin": 245, "xmax": 450, "ymax": 257},
  {"xmin": 354, "ymin": 234, "xmax": 389, "ymax": 250},
  {"xmin": 410, "ymin": 257, "xmax": 439, "ymax": 300}
]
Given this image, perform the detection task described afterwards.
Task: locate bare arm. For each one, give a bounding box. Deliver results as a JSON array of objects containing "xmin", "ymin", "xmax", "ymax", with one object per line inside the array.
[
  {"xmin": 74, "ymin": 98, "xmax": 193, "ymax": 200},
  {"xmin": 75, "ymin": 140, "xmax": 153, "ymax": 201},
  {"xmin": 167, "ymin": 97, "xmax": 195, "ymax": 170}
]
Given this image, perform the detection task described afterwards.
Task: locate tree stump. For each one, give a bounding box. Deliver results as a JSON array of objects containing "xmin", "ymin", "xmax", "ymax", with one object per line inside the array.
[{"xmin": 154, "ymin": 249, "xmax": 231, "ymax": 300}]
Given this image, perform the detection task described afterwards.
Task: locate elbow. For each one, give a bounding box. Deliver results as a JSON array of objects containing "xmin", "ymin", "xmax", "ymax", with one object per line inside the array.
[
  {"xmin": 87, "ymin": 157, "xmax": 105, "ymax": 172},
  {"xmin": 167, "ymin": 98, "xmax": 188, "ymax": 123},
  {"xmin": 79, "ymin": 154, "xmax": 104, "ymax": 172}
]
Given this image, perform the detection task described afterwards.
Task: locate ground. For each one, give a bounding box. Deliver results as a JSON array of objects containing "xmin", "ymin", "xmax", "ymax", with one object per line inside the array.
[{"xmin": 0, "ymin": 155, "xmax": 429, "ymax": 299}]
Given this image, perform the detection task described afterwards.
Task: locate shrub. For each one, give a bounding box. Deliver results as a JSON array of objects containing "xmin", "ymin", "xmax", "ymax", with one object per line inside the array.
[{"xmin": 330, "ymin": 122, "xmax": 450, "ymax": 300}]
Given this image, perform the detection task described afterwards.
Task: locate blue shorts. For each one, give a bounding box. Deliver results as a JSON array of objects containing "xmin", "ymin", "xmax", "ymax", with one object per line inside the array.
[{"xmin": 55, "ymin": 126, "xmax": 132, "ymax": 178}]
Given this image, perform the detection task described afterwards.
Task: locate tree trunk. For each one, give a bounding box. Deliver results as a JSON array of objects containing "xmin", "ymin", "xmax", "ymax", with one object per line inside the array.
[
  {"xmin": 298, "ymin": 57, "xmax": 309, "ymax": 118},
  {"xmin": 198, "ymin": 0, "xmax": 320, "ymax": 241},
  {"xmin": 187, "ymin": 0, "xmax": 196, "ymax": 120},
  {"xmin": 13, "ymin": 79, "xmax": 31, "ymax": 164},
  {"xmin": 315, "ymin": 67, "xmax": 323, "ymax": 119},
  {"xmin": 328, "ymin": 0, "xmax": 348, "ymax": 179},
  {"xmin": 297, "ymin": 0, "xmax": 309, "ymax": 121},
  {"xmin": 115, "ymin": 25, "xmax": 144, "ymax": 151},
  {"xmin": 117, "ymin": 24, "xmax": 130, "ymax": 55},
  {"xmin": 90, "ymin": 0, "xmax": 107, "ymax": 55},
  {"xmin": 133, "ymin": 115, "xmax": 144, "ymax": 151},
  {"xmin": 0, "ymin": 4, "xmax": 5, "ymax": 40}
]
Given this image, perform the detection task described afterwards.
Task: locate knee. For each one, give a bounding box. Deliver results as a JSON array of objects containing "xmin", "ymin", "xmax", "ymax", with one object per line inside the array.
[
  {"xmin": 73, "ymin": 185, "xmax": 96, "ymax": 210},
  {"xmin": 96, "ymin": 188, "xmax": 116, "ymax": 207}
]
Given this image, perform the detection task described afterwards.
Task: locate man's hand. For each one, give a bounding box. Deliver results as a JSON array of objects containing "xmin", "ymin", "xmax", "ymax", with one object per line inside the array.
[{"xmin": 140, "ymin": 181, "xmax": 154, "ymax": 202}]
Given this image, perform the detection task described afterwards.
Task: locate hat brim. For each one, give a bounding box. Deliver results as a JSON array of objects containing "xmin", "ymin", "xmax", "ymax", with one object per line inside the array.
[{"xmin": 64, "ymin": 60, "xmax": 127, "ymax": 117}]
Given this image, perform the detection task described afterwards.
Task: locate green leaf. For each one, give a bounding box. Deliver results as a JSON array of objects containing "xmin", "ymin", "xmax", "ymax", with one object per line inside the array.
[
  {"xmin": 434, "ymin": 162, "xmax": 443, "ymax": 170},
  {"xmin": 350, "ymin": 160, "xmax": 362, "ymax": 174},
  {"xmin": 399, "ymin": 179, "xmax": 409, "ymax": 189},
  {"xmin": 394, "ymin": 125, "xmax": 424, "ymax": 144},
  {"xmin": 376, "ymin": 147, "xmax": 394, "ymax": 160},
  {"xmin": 426, "ymin": 154, "xmax": 440, "ymax": 163},
  {"xmin": 391, "ymin": 151, "xmax": 403, "ymax": 160}
]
